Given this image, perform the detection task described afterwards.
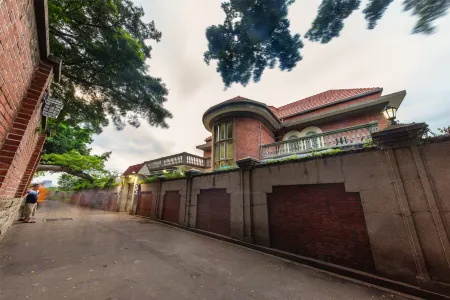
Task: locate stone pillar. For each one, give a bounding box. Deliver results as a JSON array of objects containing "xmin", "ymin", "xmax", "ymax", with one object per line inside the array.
[{"xmin": 236, "ymin": 157, "xmax": 260, "ymax": 243}]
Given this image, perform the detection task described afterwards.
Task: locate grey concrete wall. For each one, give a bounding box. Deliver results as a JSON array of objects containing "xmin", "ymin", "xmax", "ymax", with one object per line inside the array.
[
  {"xmin": 133, "ymin": 137, "xmax": 450, "ymax": 294},
  {"xmin": 69, "ymin": 187, "xmax": 120, "ymax": 211},
  {"xmin": 48, "ymin": 191, "xmax": 75, "ymax": 202},
  {"xmin": 190, "ymin": 172, "xmax": 242, "ymax": 239},
  {"xmin": 0, "ymin": 198, "xmax": 22, "ymax": 240}
]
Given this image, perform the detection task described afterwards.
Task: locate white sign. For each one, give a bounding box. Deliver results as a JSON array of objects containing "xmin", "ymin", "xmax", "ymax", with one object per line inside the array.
[{"xmin": 42, "ymin": 98, "xmax": 64, "ymax": 118}]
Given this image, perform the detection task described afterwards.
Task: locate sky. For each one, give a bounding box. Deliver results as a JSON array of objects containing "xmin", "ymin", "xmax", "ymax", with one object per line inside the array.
[{"xmin": 37, "ymin": 0, "xmax": 450, "ymax": 184}]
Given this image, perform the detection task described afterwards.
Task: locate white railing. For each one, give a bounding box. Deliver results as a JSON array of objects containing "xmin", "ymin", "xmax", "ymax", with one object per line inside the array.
[
  {"xmin": 146, "ymin": 152, "xmax": 209, "ymax": 171},
  {"xmin": 261, "ymin": 122, "xmax": 379, "ymax": 159}
]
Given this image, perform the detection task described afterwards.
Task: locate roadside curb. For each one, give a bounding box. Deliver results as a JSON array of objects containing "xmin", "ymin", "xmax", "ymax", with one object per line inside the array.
[{"xmin": 135, "ymin": 215, "xmax": 449, "ymax": 300}]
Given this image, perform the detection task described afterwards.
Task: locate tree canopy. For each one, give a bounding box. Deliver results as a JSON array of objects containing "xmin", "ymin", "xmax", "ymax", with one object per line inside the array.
[
  {"xmin": 206, "ymin": 0, "xmax": 450, "ymax": 87},
  {"xmin": 37, "ymin": 0, "xmax": 173, "ymax": 184},
  {"xmin": 204, "ymin": 0, "xmax": 303, "ymax": 88},
  {"xmin": 38, "ymin": 150, "xmax": 110, "ymax": 181},
  {"xmin": 44, "ymin": 120, "xmax": 94, "ymax": 156},
  {"xmin": 49, "ymin": 0, "xmax": 172, "ymax": 133}
]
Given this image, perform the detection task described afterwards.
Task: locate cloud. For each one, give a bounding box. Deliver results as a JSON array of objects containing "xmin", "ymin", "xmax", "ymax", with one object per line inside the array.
[
  {"xmin": 90, "ymin": 125, "xmax": 176, "ymax": 172},
  {"xmin": 43, "ymin": 0, "xmax": 450, "ymax": 184}
]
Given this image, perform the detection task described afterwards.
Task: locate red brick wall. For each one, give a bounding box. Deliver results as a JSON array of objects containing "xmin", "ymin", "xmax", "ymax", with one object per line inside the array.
[
  {"xmin": 267, "ymin": 183, "xmax": 375, "ymax": 272},
  {"xmin": 0, "ymin": 0, "xmax": 40, "ymax": 145},
  {"xmin": 203, "ymin": 149, "xmax": 211, "ymax": 158},
  {"xmin": 235, "ymin": 118, "xmax": 275, "ymax": 160},
  {"xmin": 320, "ymin": 111, "xmax": 388, "ymax": 132},
  {"xmin": 277, "ymin": 111, "xmax": 388, "ymax": 141},
  {"xmin": 0, "ymin": 62, "xmax": 52, "ymax": 198},
  {"xmin": 15, "ymin": 134, "xmax": 46, "ymax": 197},
  {"xmin": 0, "ymin": 0, "xmax": 50, "ymax": 199}
]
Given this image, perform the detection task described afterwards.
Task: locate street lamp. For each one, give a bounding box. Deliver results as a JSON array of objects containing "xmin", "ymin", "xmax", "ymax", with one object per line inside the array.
[{"xmin": 382, "ymin": 105, "xmax": 398, "ymax": 126}]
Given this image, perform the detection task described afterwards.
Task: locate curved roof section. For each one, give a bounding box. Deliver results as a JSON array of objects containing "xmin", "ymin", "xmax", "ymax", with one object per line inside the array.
[{"xmin": 202, "ymin": 96, "xmax": 280, "ymax": 132}]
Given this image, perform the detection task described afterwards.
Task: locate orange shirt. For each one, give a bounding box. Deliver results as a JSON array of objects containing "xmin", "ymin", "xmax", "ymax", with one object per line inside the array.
[{"xmin": 38, "ymin": 187, "xmax": 48, "ymax": 202}]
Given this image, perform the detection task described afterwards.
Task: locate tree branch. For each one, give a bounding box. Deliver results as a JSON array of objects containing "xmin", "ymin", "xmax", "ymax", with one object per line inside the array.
[{"xmin": 36, "ymin": 165, "xmax": 94, "ymax": 181}]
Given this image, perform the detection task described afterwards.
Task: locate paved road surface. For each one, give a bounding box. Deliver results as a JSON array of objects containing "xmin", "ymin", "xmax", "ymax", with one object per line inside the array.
[{"xmin": 0, "ymin": 201, "xmax": 411, "ymax": 300}]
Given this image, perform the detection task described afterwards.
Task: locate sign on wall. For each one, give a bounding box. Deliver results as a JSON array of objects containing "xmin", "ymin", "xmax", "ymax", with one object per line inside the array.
[{"xmin": 42, "ymin": 97, "xmax": 64, "ymax": 118}]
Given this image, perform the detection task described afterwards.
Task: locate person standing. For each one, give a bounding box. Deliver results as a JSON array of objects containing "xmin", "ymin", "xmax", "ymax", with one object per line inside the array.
[{"xmin": 23, "ymin": 183, "xmax": 40, "ymax": 223}]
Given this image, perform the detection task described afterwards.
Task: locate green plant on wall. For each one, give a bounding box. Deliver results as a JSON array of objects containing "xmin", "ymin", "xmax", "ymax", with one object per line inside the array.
[
  {"xmin": 363, "ymin": 139, "xmax": 376, "ymax": 148},
  {"xmin": 212, "ymin": 164, "xmax": 239, "ymax": 172},
  {"xmin": 139, "ymin": 167, "xmax": 187, "ymax": 184},
  {"xmin": 437, "ymin": 126, "xmax": 450, "ymax": 135},
  {"xmin": 139, "ymin": 174, "xmax": 158, "ymax": 184}
]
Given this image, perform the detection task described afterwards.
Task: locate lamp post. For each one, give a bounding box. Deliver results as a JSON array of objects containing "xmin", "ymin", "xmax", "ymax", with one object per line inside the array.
[{"xmin": 382, "ymin": 105, "xmax": 398, "ymax": 126}]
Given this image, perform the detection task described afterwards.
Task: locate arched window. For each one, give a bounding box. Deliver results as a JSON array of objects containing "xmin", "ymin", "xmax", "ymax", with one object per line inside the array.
[
  {"xmin": 283, "ymin": 131, "xmax": 301, "ymax": 141},
  {"xmin": 300, "ymin": 126, "xmax": 322, "ymax": 137},
  {"xmin": 300, "ymin": 127, "xmax": 322, "ymax": 149}
]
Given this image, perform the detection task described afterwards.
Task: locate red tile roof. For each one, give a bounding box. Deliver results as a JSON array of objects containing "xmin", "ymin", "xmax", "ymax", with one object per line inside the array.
[
  {"xmin": 275, "ymin": 88, "xmax": 382, "ymax": 119},
  {"xmin": 219, "ymin": 88, "xmax": 382, "ymax": 120},
  {"xmin": 122, "ymin": 163, "xmax": 144, "ymax": 176}
]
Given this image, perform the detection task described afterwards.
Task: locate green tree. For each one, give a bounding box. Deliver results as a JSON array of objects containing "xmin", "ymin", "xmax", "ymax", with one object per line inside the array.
[
  {"xmin": 307, "ymin": 0, "xmax": 450, "ymax": 43},
  {"xmin": 305, "ymin": 0, "xmax": 361, "ymax": 43},
  {"xmin": 204, "ymin": 0, "xmax": 303, "ymax": 88},
  {"xmin": 57, "ymin": 172, "xmax": 119, "ymax": 191},
  {"xmin": 36, "ymin": 0, "xmax": 173, "ymax": 181},
  {"xmin": 44, "ymin": 120, "xmax": 93, "ymax": 156},
  {"xmin": 206, "ymin": 0, "xmax": 450, "ymax": 86},
  {"xmin": 37, "ymin": 150, "xmax": 111, "ymax": 181},
  {"xmin": 49, "ymin": 0, "xmax": 172, "ymax": 133}
]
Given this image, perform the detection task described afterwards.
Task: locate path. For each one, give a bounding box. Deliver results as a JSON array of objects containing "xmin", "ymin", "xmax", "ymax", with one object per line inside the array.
[{"xmin": 0, "ymin": 201, "xmax": 411, "ymax": 300}]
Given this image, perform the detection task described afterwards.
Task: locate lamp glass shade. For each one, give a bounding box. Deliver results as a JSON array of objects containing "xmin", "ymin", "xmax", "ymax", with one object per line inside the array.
[{"xmin": 382, "ymin": 106, "xmax": 397, "ymax": 120}]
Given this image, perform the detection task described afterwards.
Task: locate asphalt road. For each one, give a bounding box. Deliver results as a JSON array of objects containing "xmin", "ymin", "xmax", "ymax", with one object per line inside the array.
[{"xmin": 0, "ymin": 201, "xmax": 412, "ymax": 300}]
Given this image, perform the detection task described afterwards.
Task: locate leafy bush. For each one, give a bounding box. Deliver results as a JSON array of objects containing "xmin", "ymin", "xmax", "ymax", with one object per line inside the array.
[
  {"xmin": 363, "ymin": 139, "xmax": 375, "ymax": 148},
  {"xmin": 262, "ymin": 155, "xmax": 299, "ymax": 165},
  {"xmin": 212, "ymin": 164, "xmax": 239, "ymax": 172},
  {"xmin": 163, "ymin": 171, "xmax": 186, "ymax": 180},
  {"xmin": 139, "ymin": 175, "xmax": 158, "ymax": 184},
  {"xmin": 438, "ymin": 126, "xmax": 450, "ymax": 135},
  {"xmin": 263, "ymin": 149, "xmax": 343, "ymax": 165},
  {"xmin": 311, "ymin": 148, "xmax": 342, "ymax": 158},
  {"xmin": 139, "ymin": 168, "xmax": 186, "ymax": 183},
  {"xmin": 58, "ymin": 171, "xmax": 119, "ymax": 191}
]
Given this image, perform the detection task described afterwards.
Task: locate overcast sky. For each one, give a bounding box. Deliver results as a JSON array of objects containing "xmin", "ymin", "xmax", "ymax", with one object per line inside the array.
[{"xmin": 38, "ymin": 0, "xmax": 450, "ymax": 183}]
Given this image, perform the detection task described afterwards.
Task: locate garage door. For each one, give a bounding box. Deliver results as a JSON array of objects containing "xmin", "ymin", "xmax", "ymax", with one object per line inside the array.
[
  {"xmin": 162, "ymin": 191, "xmax": 181, "ymax": 223},
  {"xmin": 196, "ymin": 189, "xmax": 230, "ymax": 236},
  {"xmin": 267, "ymin": 183, "xmax": 375, "ymax": 272},
  {"xmin": 137, "ymin": 191, "xmax": 154, "ymax": 217}
]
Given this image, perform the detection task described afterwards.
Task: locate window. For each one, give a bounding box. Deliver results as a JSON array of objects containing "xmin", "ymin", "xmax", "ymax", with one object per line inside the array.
[{"xmin": 214, "ymin": 121, "xmax": 233, "ymax": 169}]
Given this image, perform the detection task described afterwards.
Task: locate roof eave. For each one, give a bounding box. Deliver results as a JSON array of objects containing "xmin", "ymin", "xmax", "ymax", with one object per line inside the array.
[
  {"xmin": 281, "ymin": 90, "xmax": 406, "ymax": 130},
  {"xmin": 196, "ymin": 143, "xmax": 211, "ymax": 150},
  {"xmin": 279, "ymin": 88, "xmax": 384, "ymax": 120},
  {"xmin": 35, "ymin": 0, "xmax": 62, "ymax": 82}
]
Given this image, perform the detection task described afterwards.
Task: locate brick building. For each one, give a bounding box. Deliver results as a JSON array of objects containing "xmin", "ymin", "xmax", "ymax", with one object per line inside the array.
[
  {"xmin": 123, "ymin": 88, "xmax": 404, "ymax": 182},
  {"xmin": 199, "ymin": 88, "xmax": 405, "ymax": 169},
  {"xmin": 0, "ymin": 0, "xmax": 61, "ymax": 239}
]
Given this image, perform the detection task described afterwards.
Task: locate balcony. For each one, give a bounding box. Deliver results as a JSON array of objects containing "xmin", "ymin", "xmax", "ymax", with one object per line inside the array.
[
  {"xmin": 261, "ymin": 122, "xmax": 379, "ymax": 159},
  {"xmin": 145, "ymin": 152, "xmax": 211, "ymax": 172}
]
